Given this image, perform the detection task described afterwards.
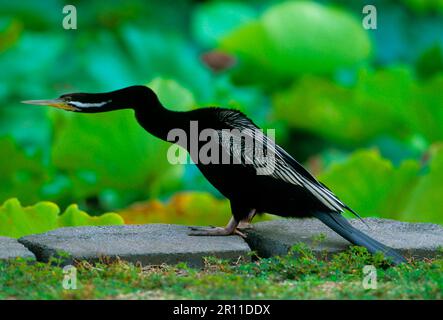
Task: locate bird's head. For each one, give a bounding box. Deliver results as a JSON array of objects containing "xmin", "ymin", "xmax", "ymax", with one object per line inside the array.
[{"xmin": 22, "ymin": 85, "xmax": 160, "ymax": 113}]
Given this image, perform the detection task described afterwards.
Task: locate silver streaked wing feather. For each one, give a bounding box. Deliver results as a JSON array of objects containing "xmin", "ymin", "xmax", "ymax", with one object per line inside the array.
[{"xmin": 217, "ymin": 110, "xmax": 346, "ymax": 212}]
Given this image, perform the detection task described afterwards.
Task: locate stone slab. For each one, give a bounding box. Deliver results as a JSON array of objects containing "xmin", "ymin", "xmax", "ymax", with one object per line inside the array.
[
  {"xmin": 19, "ymin": 224, "xmax": 251, "ymax": 267},
  {"xmin": 0, "ymin": 236, "xmax": 36, "ymax": 261},
  {"xmin": 245, "ymin": 218, "xmax": 443, "ymax": 260}
]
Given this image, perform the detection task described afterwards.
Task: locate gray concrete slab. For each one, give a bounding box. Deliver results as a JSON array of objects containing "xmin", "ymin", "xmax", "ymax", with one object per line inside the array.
[
  {"xmin": 245, "ymin": 218, "xmax": 443, "ymax": 260},
  {"xmin": 0, "ymin": 236, "xmax": 35, "ymax": 261},
  {"xmin": 19, "ymin": 224, "xmax": 251, "ymax": 267}
]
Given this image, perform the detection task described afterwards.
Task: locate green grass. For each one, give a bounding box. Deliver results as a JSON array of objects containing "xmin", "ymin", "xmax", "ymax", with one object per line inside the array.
[{"xmin": 1, "ymin": 245, "xmax": 442, "ymax": 300}]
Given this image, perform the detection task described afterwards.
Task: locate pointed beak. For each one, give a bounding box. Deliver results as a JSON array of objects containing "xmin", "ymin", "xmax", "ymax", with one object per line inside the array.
[{"xmin": 21, "ymin": 99, "xmax": 78, "ymax": 111}]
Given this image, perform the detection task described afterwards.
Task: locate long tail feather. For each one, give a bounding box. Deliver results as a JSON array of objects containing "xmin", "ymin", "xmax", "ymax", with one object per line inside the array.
[{"xmin": 313, "ymin": 211, "xmax": 407, "ymax": 265}]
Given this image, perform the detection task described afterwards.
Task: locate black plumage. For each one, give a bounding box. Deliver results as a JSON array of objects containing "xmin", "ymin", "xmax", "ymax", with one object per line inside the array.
[{"xmin": 22, "ymin": 85, "xmax": 407, "ymax": 264}]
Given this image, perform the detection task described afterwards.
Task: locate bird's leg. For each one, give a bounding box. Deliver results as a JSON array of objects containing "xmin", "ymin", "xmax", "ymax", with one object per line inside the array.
[
  {"xmin": 237, "ymin": 209, "xmax": 256, "ymax": 230},
  {"xmin": 188, "ymin": 217, "xmax": 246, "ymax": 237}
]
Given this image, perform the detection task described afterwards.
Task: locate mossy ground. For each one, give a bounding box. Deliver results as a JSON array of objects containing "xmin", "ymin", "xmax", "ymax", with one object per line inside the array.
[{"xmin": 1, "ymin": 245, "xmax": 442, "ymax": 300}]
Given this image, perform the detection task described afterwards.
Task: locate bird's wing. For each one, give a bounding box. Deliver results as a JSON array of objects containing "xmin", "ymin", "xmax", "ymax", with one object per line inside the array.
[{"xmin": 216, "ymin": 109, "xmax": 349, "ymax": 213}]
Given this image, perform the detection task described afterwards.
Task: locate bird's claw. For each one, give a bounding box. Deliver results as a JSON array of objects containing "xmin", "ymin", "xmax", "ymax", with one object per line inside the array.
[
  {"xmin": 237, "ymin": 222, "xmax": 254, "ymax": 230},
  {"xmin": 187, "ymin": 226, "xmax": 246, "ymax": 238},
  {"xmin": 234, "ymin": 229, "xmax": 247, "ymax": 238},
  {"xmin": 188, "ymin": 226, "xmax": 215, "ymax": 231}
]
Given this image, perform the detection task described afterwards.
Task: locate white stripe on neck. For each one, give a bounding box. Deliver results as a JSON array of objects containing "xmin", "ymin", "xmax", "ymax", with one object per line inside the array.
[{"xmin": 69, "ymin": 100, "xmax": 111, "ymax": 108}]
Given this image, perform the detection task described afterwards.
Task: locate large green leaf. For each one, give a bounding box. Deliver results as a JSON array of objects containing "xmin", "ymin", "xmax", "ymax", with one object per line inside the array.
[
  {"xmin": 319, "ymin": 147, "xmax": 443, "ymax": 224},
  {"xmin": 319, "ymin": 149, "xmax": 420, "ymax": 218},
  {"xmin": 58, "ymin": 204, "xmax": 124, "ymax": 227},
  {"xmin": 401, "ymin": 145, "xmax": 443, "ymax": 223},
  {"xmin": 220, "ymin": 1, "xmax": 371, "ymax": 79},
  {"xmin": 273, "ymin": 67, "xmax": 443, "ymax": 145},
  {"xmin": 0, "ymin": 198, "xmax": 58, "ymax": 238},
  {"xmin": 0, "ymin": 198, "xmax": 123, "ymax": 238}
]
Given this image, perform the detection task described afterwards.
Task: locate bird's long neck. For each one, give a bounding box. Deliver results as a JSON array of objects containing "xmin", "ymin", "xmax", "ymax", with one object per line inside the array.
[{"xmin": 134, "ymin": 101, "xmax": 187, "ymax": 141}]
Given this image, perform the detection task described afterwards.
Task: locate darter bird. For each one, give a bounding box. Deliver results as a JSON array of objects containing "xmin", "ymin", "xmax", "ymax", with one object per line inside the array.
[{"xmin": 22, "ymin": 85, "xmax": 406, "ymax": 265}]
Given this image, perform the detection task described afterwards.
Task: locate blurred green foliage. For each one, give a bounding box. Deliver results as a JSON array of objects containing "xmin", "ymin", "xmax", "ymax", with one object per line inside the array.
[
  {"xmin": 273, "ymin": 68, "xmax": 443, "ymax": 145},
  {"xmin": 0, "ymin": 198, "xmax": 123, "ymax": 238},
  {"xmin": 318, "ymin": 145, "xmax": 443, "ymax": 225},
  {"xmin": 220, "ymin": 1, "xmax": 371, "ymax": 82},
  {"xmin": 0, "ymin": 0, "xmax": 442, "ymax": 235},
  {"xmin": 118, "ymin": 191, "xmax": 272, "ymax": 226}
]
